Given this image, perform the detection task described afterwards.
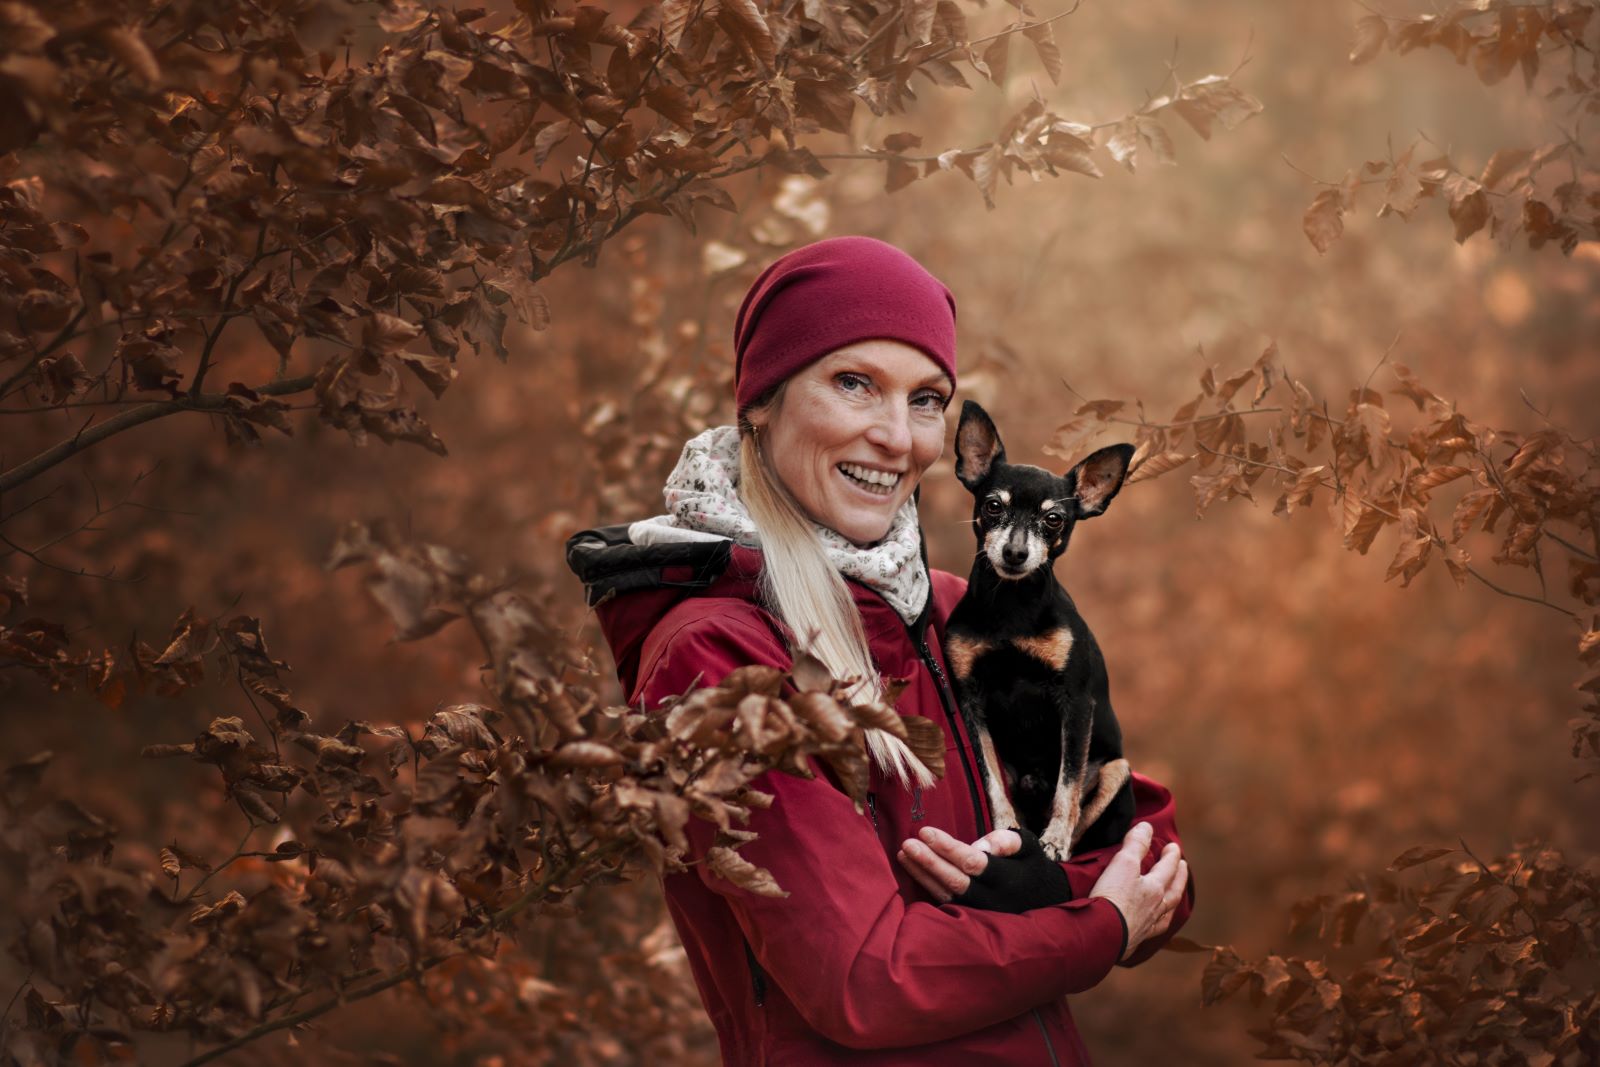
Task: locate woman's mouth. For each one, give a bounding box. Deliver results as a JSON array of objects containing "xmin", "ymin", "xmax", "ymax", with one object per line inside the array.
[{"xmin": 837, "ymin": 462, "xmax": 901, "ymax": 497}]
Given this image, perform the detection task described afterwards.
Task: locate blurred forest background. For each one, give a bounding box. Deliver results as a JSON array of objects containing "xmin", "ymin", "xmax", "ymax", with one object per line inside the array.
[{"xmin": 1, "ymin": 0, "xmax": 1596, "ymax": 1063}]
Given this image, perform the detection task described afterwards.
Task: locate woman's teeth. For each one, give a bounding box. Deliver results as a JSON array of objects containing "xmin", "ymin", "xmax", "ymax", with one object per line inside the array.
[{"xmin": 837, "ymin": 462, "xmax": 900, "ymax": 496}]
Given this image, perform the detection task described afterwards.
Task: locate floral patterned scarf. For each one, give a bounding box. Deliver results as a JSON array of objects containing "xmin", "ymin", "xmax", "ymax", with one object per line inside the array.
[{"xmin": 628, "ymin": 424, "xmax": 931, "ymax": 624}]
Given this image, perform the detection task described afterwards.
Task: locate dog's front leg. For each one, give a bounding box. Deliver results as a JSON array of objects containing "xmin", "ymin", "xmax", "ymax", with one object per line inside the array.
[
  {"xmin": 1039, "ymin": 699, "xmax": 1094, "ymax": 861},
  {"xmin": 1070, "ymin": 758, "xmax": 1131, "ymax": 848},
  {"xmin": 952, "ymin": 673, "xmax": 1020, "ymax": 832},
  {"xmin": 973, "ymin": 724, "xmax": 1020, "ymax": 830}
]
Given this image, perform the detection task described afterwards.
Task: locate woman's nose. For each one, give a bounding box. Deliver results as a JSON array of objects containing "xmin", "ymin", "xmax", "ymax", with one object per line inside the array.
[{"xmin": 863, "ymin": 402, "xmax": 913, "ymax": 455}]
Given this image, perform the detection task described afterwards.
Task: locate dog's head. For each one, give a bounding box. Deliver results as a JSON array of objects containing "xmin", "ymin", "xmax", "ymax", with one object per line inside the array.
[{"xmin": 954, "ymin": 400, "xmax": 1134, "ymax": 580}]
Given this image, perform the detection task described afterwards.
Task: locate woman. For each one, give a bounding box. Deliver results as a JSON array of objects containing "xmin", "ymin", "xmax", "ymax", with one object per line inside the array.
[{"xmin": 567, "ymin": 236, "xmax": 1193, "ymax": 1065}]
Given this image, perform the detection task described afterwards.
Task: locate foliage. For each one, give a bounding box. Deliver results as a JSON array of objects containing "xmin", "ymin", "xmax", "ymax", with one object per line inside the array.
[
  {"xmin": 1, "ymin": 517, "xmax": 941, "ymax": 1063},
  {"xmin": 0, "ymin": 0, "xmax": 1259, "ymax": 1049},
  {"xmin": 1197, "ymin": 842, "xmax": 1599, "ymax": 1065},
  {"xmin": 1301, "ymin": 0, "xmax": 1599, "ymax": 255},
  {"xmin": 0, "ymin": 0, "xmax": 1590, "ymax": 1063},
  {"xmin": 0, "ymin": 0, "xmax": 1259, "ymax": 497},
  {"xmin": 1055, "ymin": 340, "xmax": 1600, "ymax": 1062}
]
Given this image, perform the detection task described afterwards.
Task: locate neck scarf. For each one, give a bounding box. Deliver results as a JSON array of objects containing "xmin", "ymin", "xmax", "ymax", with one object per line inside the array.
[{"xmin": 628, "ymin": 425, "xmax": 930, "ymax": 624}]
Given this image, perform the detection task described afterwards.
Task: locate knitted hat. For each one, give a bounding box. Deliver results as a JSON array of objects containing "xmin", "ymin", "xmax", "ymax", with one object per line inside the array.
[{"xmin": 732, "ymin": 235, "xmax": 958, "ymax": 414}]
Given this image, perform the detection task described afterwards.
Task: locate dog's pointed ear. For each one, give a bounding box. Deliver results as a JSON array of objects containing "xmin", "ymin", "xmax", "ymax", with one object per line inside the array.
[
  {"xmin": 955, "ymin": 400, "xmax": 1005, "ymax": 490},
  {"xmin": 1065, "ymin": 443, "xmax": 1135, "ymax": 518}
]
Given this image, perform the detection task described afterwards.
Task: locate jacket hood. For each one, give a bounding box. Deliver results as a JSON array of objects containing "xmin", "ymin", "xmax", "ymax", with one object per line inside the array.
[
  {"xmin": 566, "ymin": 522, "xmax": 752, "ymax": 695},
  {"xmin": 565, "ymin": 521, "xmax": 941, "ymax": 698}
]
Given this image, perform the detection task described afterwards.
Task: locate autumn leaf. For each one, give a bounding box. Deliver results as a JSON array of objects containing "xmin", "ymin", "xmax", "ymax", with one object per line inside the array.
[
  {"xmin": 1171, "ymin": 75, "xmax": 1264, "ymax": 141},
  {"xmin": 705, "ymin": 846, "xmax": 788, "ymax": 898},
  {"xmin": 1389, "ymin": 845, "xmax": 1455, "ymax": 870},
  {"xmin": 1350, "ymin": 16, "xmax": 1388, "ymax": 64},
  {"xmin": 1447, "ymin": 180, "xmax": 1490, "ymax": 244},
  {"xmin": 1385, "ymin": 508, "xmax": 1434, "ymax": 587},
  {"xmin": 1023, "ymin": 17, "xmax": 1062, "ymax": 84},
  {"xmin": 1076, "ymin": 399, "xmax": 1126, "ymax": 420},
  {"xmin": 1341, "ymin": 493, "xmax": 1388, "ymax": 554},
  {"xmin": 1304, "ymin": 188, "xmax": 1345, "ymax": 253},
  {"xmin": 1451, "ymin": 488, "xmax": 1498, "ymax": 542},
  {"xmin": 1126, "ymin": 450, "xmax": 1191, "ymax": 486}
]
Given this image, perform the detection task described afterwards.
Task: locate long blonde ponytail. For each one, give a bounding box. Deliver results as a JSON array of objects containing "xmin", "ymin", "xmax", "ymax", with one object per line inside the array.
[{"xmin": 737, "ymin": 394, "xmax": 935, "ymax": 792}]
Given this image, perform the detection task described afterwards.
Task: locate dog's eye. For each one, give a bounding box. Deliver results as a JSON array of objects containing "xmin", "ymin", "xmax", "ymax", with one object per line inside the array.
[
  {"xmin": 1043, "ymin": 512, "xmax": 1064, "ymax": 529},
  {"xmin": 982, "ymin": 499, "xmax": 1004, "ymax": 518}
]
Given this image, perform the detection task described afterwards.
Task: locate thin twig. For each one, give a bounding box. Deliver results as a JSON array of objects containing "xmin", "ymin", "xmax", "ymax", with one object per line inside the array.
[
  {"xmin": 172, "ymin": 824, "xmax": 257, "ymax": 907},
  {"xmin": 1361, "ymin": 330, "xmax": 1403, "ymax": 397},
  {"xmin": 1545, "ymin": 530, "xmax": 1599, "ymax": 564}
]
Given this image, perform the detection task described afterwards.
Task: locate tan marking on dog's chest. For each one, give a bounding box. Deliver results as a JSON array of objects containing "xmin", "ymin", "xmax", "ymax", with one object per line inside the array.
[
  {"xmin": 945, "ymin": 634, "xmax": 994, "ymax": 679},
  {"xmin": 1012, "ymin": 628, "xmax": 1075, "ymax": 670}
]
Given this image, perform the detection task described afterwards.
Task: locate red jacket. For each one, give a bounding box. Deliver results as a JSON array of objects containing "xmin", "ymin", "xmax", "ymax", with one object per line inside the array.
[{"xmin": 567, "ymin": 526, "xmax": 1195, "ymax": 1065}]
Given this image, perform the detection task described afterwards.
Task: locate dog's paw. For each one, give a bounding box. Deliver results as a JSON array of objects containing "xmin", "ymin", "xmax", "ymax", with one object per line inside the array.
[{"xmin": 1038, "ymin": 826, "xmax": 1072, "ymax": 862}]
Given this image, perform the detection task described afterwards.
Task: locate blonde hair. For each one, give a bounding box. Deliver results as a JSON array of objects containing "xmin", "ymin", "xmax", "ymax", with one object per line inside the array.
[{"xmin": 737, "ymin": 387, "xmax": 936, "ymax": 792}]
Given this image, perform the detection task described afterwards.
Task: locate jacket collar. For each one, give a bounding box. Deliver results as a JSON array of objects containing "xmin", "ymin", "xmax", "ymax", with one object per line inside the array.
[{"xmin": 565, "ymin": 518, "xmax": 930, "ymax": 693}]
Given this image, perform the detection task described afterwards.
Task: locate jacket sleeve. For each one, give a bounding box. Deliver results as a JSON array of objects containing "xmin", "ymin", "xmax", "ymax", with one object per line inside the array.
[
  {"xmin": 635, "ymin": 613, "xmax": 1129, "ymax": 1050},
  {"xmin": 1057, "ymin": 771, "xmax": 1197, "ymax": 967}
]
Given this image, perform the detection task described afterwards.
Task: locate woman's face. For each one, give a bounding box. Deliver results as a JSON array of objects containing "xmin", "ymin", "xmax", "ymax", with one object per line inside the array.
[{"xmin": 751, "ymin": 340, "xmax": 952, "ymax": 547}]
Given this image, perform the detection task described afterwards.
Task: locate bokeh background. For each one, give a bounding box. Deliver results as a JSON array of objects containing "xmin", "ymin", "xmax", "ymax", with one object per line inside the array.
[{"xmin": 4, "ymin": 0, "xmax": 1597, "ymax": 1062}]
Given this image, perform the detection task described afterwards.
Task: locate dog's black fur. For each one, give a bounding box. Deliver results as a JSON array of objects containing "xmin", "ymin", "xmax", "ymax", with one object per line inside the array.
[{"xmin": 945, "ymin": 400, "xmax": 1137, "ymax": 860}]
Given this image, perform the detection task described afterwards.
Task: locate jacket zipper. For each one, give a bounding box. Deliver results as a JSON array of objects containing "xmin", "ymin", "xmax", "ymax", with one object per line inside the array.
[
  {"xmin": 745, "ymin": 941, "xmax": 766, "ymax": 1007},
  {"xmin": 915, "ymin": 626, "xmax": 1061, "ymax": 1067},
  {"xmin": 914, "ymin": 632, "xmax": 987, "ymax": 832},
  {"xmin": 866, "ymin": 790, "xmax": 878, "ymax": 828}
]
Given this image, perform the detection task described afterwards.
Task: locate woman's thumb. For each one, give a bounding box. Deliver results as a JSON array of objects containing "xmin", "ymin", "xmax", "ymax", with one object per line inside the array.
[{"xmin": 1119, "ymin": 821, "xmax": 1154, "ymax": 861}]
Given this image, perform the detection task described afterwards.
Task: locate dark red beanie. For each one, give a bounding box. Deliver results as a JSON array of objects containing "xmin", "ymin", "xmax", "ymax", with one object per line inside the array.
[{"xmin": 733, "ymin": 235, "xmax": 958, "ymax": 414}]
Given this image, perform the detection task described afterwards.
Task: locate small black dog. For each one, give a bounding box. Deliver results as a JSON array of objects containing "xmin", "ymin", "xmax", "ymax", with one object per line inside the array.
[{"xmin": 945, "ymin": 400, "xmax": 1137, "ymax": 861}]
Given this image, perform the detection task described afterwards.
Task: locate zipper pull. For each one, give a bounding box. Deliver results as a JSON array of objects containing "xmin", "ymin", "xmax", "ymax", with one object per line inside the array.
[
  {"xmin": 866, "ymin": 790, "xmax": 878, "ymax": 828},
  {"xmin": 910, "ymin": 786, "xmax": 925, "ymax": 821},
  {"xmin": 920, "ymin": 637, "xmax": 948, "ymax": 687}
]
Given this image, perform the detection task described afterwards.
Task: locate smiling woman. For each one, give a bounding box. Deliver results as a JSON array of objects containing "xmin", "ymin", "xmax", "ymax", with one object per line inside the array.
[
  {"xmin": 565, "ymin": 235, "xmax": 1193, "ymax": 1065},
  {"xmin": 744, "ymin": 343, "xmax": 952, "ymax": 548},
  {"xmin": 736, "ymin": 341, "xmax": 953, "ymax": 788}
]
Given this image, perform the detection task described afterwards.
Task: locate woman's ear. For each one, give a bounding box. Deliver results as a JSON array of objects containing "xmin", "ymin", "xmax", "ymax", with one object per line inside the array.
[
  {"xmin": 1066, "ymin": 443, "xmax": 1135, "ymax": 518},
  {"xmin": 955, "ymin": 400, "xmax": 1006, "ymax": 489}
]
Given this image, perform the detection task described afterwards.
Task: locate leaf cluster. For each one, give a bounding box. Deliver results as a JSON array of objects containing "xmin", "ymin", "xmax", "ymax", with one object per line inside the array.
[
  {"xmin": 1304, "ymin": 1, "xmax": 1599, "ymax": 255},
  {"xmin": 0, "ymin": 0, "xmax": 1262, "ymax": 501},
  {"xmin": 0, "ymin": 518, "xmax": 926, "ymax": 1063},
  {"xmin": 1195, "ymin": 842, "xmax": 1599, "ymax": 1066},
  {"xmin": 1054, "ymin": 347, "xmax": 1599, "ymax": 1060}
]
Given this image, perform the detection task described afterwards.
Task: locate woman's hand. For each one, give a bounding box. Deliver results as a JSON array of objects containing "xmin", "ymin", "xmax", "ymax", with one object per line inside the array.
[
  {"xmin": 1087, "ymin": 821, "xmax": 1188, "ymax": 961},
  {"xmin": 895, "ymin": 825, "xmax": 1023, "ymax": 902}
]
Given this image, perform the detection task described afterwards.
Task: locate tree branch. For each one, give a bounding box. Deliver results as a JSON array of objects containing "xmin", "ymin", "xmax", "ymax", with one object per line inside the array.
[{"xmin": 0, "ymin": 376, "xmax": 315, "ymax": 497}]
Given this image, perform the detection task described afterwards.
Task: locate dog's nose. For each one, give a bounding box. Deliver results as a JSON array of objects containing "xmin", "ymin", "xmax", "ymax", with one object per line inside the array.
[{"xmin": 1002, "ymin": 545, "xmax": 1028, "ymax": 567}]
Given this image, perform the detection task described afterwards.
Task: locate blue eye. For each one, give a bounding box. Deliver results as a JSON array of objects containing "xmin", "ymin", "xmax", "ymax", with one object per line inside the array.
[
  {"xmin": 913, "ymin": 391, "xmax": 948, "ymax": 410},
  {"xmin": 836, "ymin": 373, "xmax": 867, "ymax": 392}
]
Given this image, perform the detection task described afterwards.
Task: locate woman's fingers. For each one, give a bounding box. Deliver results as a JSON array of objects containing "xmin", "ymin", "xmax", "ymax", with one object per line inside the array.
[
  {"xmin": 1117, "ymin": 822, "xmax": 1155, "ymax": 868},
  {"xmin": 1147, "ymin": 840, "xmax": 1181, "ymax": 887},
  {"xmin": 1162, "ymin": 859, "xmax": 1189, "ymax": 911},
  {"xmin": 896, "ymin": 836, "xmax": 971, "ymax": 899},
  {"xmin": 896, "ymin": 846, "xmax": 953, "ymax": 902},
  {"xmin": 974, "ymin": 828, "xmax": 1022, "ymax": 857},
  {"xmin": 917, "ymin": 826, "xmax": 990, "ymax": 876}
]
